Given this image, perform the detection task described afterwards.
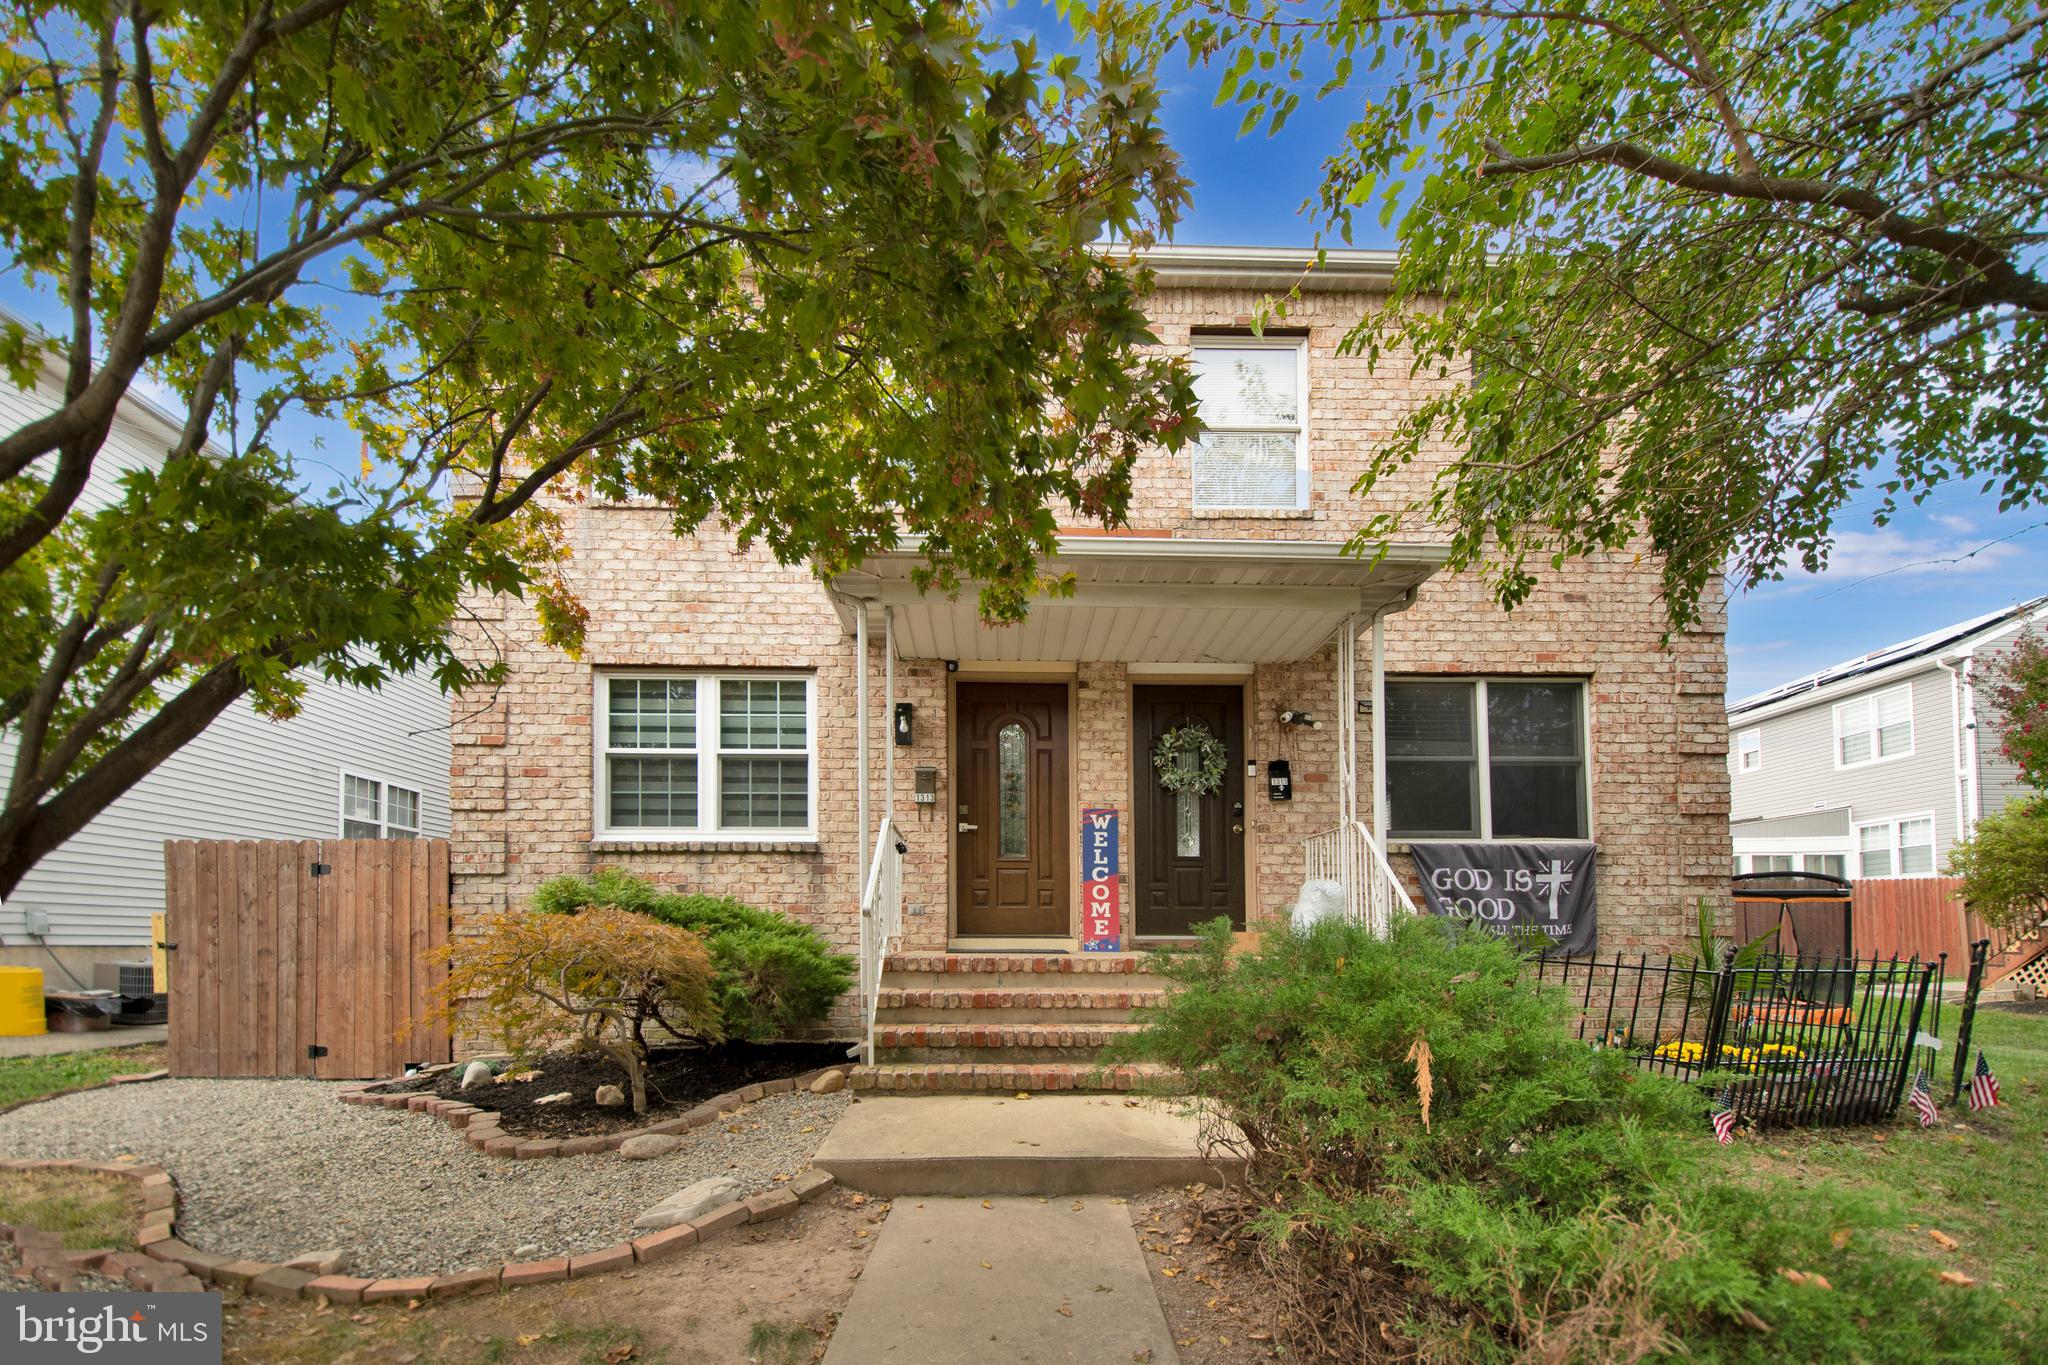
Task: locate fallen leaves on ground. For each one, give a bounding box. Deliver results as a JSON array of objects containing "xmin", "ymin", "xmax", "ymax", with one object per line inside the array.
[
  {"xmin": 1928, "ymin": 1229, "xmax": 1959, "ymax": 1250},
  {"xmin": 1938, "ymin": 1270, "xmax": 1978, "ymax": 1287},
  {"xmin": 1778, "ymin": 1268, "xmax": 1833, "ymax": 1290}
]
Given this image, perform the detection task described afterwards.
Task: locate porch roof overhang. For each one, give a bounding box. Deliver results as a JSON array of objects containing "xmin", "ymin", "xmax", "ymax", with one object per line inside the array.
[{"xmin": 828, "ymin": 535, "xmax": 1447, "ymax": 664}]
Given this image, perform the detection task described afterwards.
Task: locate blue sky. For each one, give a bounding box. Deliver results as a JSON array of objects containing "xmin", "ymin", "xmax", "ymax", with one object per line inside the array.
[
  {"xmin": 10, "ymin": 1, "xmax": 2041, "ymax": 704},
  {"xmin": 992, "ymin": 0, "xmax": 2044, "ymax": 702}
]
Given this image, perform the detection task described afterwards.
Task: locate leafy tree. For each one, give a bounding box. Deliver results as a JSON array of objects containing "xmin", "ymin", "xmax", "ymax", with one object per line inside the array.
[
  {"xmin": 1112, "ymin": 0, "xmax": 2047, "ymax": 623},
  {"xmin": 0, "ymin": 0, "xmax": 1198, "ymax": 897},
  {"xmin": 432, "ymin": 906, "xmax": 720, "ymax": 1115},
  {"xmin": 1949, "ymin": 627, "xmax": 2048, "ymax": 927}
]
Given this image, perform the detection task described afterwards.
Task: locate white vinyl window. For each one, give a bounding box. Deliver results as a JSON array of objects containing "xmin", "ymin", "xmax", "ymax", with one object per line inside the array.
[
  {"xmin": 1734, "ymin": 728, "xmax": 1761, "ymax": 774},
  {"xmin": 597, "ymin": 673, "xmax": 815, "ymax": 838},
  {"xmin": 1189, "ymin": 338, "xmax": 1308, "ymax": 510},
  {"xmin": 1835, "ymin": 684, "xmax": 1913, "ymax": 768},
  {"xmin": 1385, "ymin": 678, "xmax": 1590, "ymax": 840},
  {"xmin": 340, "ymin": 772, "xmax": 423, "ymax": 840},
  {"xmin": 1855, "ymin": 814, "xmax": 1936, "ymax": 878}
]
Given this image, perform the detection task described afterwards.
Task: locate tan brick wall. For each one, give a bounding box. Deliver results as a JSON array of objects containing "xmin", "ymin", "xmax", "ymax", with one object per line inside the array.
[{"xmin": 447, "ymin": 278, "xmax": 1730, "ymax": 1044}]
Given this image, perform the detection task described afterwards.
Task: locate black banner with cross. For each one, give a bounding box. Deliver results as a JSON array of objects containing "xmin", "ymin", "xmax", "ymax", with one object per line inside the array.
[{"xmin": 1408, "ymin": 841, "xmax": 1597, "ymax": 954}]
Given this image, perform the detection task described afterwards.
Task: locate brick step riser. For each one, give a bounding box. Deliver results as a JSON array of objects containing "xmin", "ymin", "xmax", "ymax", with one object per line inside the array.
[
  {"xmin": 882, "ymin": 954, "xmax": 1158, "ymax": 977},
  {"xmin": 881, "ymin": 972, "xmax": 1172, "ymax": 992},
  {"xmin": 876, "ymin": 1006, "xmax": 1147, "ymax": 1025},
  {"xmin": 876, "ymin": 1045, "xmax": 1120, "ymax": 1065},
  {"xmin": 849, "ymin": 1065, "xmax": 1181, "ymax": 1094}
]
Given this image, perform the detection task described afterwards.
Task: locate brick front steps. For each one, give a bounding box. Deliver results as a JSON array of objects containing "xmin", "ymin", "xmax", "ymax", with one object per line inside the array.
[
  {"xmin": 340, "ymin": 1064, "xmax": 847, "ymax": 1158},
  {"xmin": 850, "ymin": 1062, "xmax": 1177, "ymax": 1093},
  {"xmin": 860, "ymin": 952, "xmax": 1177, "ymax": 1090},
  {"xmin": 0, "ymin": 1155, "xmax": 838, "ymax": 1303}
]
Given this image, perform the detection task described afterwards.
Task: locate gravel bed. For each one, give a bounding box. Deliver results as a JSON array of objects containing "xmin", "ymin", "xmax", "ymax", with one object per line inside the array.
[{"xmin": 0, "ymin": 1079, "xmax": 849, "ymax": 1278}]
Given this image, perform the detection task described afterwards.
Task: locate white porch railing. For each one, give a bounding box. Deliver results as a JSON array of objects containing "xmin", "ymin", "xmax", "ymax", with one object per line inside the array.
[
  {"xmin": 1304, "ymin": 820, "xmax": 1418, "ymax": 938},
  {"xmin": 851, "ymin": 816, "xmax": 906, "ymax": 1065}
]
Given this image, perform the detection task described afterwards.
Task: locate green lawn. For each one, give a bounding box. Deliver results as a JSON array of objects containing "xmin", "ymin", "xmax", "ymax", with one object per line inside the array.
[
  {"xmin": 1707, "ymin": 1001, "xmax": 2047, "ymax": 1303},
  {"xmin": 0, "ymin": 1042, "xmax": 165, "ymax": 1110}
]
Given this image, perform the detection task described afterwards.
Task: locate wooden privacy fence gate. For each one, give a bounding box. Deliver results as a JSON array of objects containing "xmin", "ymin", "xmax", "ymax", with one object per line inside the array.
[{"xmin": 164, "ymin": 838, "xmax": 451, "ymax": 1079}]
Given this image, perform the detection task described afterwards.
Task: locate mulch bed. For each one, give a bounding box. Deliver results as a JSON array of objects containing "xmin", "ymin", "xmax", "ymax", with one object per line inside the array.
[{"xmin": 391, "ymin": 1042, "xmax": 852, "ymax": 1138}]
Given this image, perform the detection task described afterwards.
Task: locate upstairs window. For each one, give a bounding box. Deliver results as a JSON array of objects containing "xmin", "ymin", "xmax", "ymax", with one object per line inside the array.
[
  {"xmin": 1190, "ymin": 339, "xmax": 1307, "ymax": 510},
  {"xmin": 598, "ymin": 673, "xmax": 815, "ymax": 838},
  {"xmin": 341, "ymin": 773, "xmax": 422, "ymax": 839},
  {"xmin": 1835, "ymin": 684, "xmax": 1912, "ymax": 768},
  {"xmin": 1386, "ymin": 679, "xmax": 1589, "ymax": 840},
  {"xmin": 1734, "ymin": 728, "xmax": 1761, "ymax": 774}
]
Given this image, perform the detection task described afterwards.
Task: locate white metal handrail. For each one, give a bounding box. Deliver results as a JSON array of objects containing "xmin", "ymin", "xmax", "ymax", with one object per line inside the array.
[
  {"xmin": 1304, "ymin": 819, "xmax": 1417, "ymax": 937},
  {"xmin": 852, "ymin": 816, "xmax": 906, "ymax": 1065}
]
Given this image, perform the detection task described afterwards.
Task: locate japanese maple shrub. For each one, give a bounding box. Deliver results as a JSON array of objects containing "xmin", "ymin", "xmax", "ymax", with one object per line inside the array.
[
  {"xmin": 435, "ymin": 906, "xmax": 719, "ymax": 1115},
  {"xmin": 534, "ymin": 871, "xmax": 853, "ymax": 1040}
]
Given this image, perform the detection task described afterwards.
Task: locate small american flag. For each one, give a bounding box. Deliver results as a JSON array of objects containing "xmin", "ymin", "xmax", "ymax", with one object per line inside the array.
[
  {"xmin": 1909, "ymin": 1067, "xmax": 1939, "ymax": 1127},
  {"xmin": 1968, "ymin": 1050, "xmax": 2003, "ymax": 1111},
  {"xmin": 1711, "ymin": 1087, "xmax": 1738, "ymax": 1145}
]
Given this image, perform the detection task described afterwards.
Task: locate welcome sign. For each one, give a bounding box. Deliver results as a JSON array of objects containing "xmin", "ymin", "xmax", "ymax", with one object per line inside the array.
[
  {"xmin": 1080, "ymin": 806, "xmax": 1121, "ymax": 951},
  {"xmin": 1408, "ymin": 842, "xmax": 1598, "ymax": 954}
]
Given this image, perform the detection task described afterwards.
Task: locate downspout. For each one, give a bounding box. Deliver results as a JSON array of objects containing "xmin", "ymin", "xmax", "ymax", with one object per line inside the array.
[{"xmin": 1936, "ymin": 653, "xmax": 1974, "ymax": 849}]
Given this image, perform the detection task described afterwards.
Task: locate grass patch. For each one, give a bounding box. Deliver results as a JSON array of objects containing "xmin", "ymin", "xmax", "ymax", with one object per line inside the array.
[
  {"xmin": 0, "ymin": 1168, "xmax": 137, "ymax": 1250},
  {"xmin": 1712, "ymin": 1002, "xmax": 2048, "ymax": 1301},
  {"xmin": 745, "ymin": 1319, "xmax": 818, "ymax": 1365},
  {"xmin": 0, "ymin": 1043, "xmax": 164, "ymax": 1110}
]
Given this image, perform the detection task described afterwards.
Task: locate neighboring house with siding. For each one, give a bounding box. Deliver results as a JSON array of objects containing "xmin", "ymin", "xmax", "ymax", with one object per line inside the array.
[
  {"xmin": 0, "ymin": 355, "xmax": 451, "ymax": 975},
  {"xmin": 1727, "ymin": 598, "xmax": 2048, "ymax": 880},
  {"xmin": 447, "ymin": 244, "xmax": 1733, "ymax": 1086}
]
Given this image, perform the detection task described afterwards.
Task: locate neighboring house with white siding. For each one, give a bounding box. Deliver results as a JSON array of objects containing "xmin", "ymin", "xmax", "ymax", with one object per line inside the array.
[
  {"xmin": 0, "ymin": 354, "xmax": 450, "ymax": 974},
  {"xmin": 1728, "ymin": 598, "xmax": 2048, "ymax": 880}
]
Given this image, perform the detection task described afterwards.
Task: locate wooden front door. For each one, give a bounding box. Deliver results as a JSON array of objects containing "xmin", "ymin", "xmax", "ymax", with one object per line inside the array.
[
  {"xmin": 1133, "ymin": 686, "xmax": 1246, "ymax": 936},
  {"xmin": 955, "ymin": 683, "xmax": 1071, "ymax": 937}
]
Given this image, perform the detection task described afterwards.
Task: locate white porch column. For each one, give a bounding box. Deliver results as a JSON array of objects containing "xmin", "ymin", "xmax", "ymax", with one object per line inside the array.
[
  {"xmin": 884, "ymin": 607, "xmax": 896, "ymax": 821},
  {"xmin": 1371, "ymin": 611, "xmax": 1387, "ymax": 848},
  {"xmin": 856, "ymin": 601, "xmax": 870, "ymax": 894}
]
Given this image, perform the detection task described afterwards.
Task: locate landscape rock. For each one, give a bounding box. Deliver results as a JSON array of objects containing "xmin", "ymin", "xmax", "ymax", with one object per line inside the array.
[
  {"xmin": 631, "ymin": 1176, "xmax": 747, "ymax": 1231},
  {"xmin": 615, "ymin": 1134, "xmax": 683, "ymax": 1160},
  {"xmin": 534, "ymin": 1091, "xmax": 573, "ymax": 1106},
  {"xmin": 810, "ymin": 1070, "xmax": 847, "ymax": 1095},
  {"xmin": 511, "ymin": 1243, "xmax": 541, "ymax": 1260},
  {"xmin": 458, "ymin": 1061, "xmax": 494, "ymax": 1091},
  {"xmin": 283, "ymin": 1249, "xmax": 351, "ymax": 1275},
  {"xmin": 594, "ymin": 1085, "xmax": 625, "ymax": 1108}
]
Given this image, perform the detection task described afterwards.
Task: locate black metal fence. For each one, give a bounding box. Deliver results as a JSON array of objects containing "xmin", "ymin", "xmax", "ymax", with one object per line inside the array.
[{"xmin": 1529, "ymin": 950, "xmax": 1942, "ymax": 1128}]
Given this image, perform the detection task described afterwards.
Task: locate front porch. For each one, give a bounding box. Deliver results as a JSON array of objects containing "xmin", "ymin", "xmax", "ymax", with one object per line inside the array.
[{"xmin": 830, "ymin": 535, "xmax": 1443, "ymax": 1088}]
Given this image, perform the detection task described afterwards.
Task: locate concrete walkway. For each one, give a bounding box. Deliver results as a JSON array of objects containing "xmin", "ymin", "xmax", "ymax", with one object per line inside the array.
[
  {"xmin": 822, "ymin": 1195, "xmax": 1179, "ymax": 1365},
  {"xmin": 0, "ymin": 1023, "xmax": 165, "ymax": 1058},
  {"xmin": 815, "ymin": 1094, "xmax": 1239, "ymax": 1195}
]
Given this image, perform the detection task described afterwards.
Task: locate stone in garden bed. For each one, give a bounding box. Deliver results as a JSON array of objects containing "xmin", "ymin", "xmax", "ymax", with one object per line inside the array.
[{"xmin": 381, "ymin": 1040, "xmax": 851, "ymax": 1139}]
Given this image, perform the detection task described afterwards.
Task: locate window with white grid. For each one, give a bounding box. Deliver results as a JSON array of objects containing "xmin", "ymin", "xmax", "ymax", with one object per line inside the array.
[
  {"xmin": 1856, "ymin": 813, "xmax": 1936, "ymax": 878},
  {"xmin": 1189, "ymin": 339, "xmax": 1307, "ymax": 510},
  {"xmin": 597, "ymin": 673, "xmax": 814, "ymax": 838},
  {"xmin": 340, "ymin": 772, "xmax": 423, "ymax": 839}
]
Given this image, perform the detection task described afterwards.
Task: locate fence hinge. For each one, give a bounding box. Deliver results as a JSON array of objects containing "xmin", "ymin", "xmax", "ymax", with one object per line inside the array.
[
  {"xmin": 307, "ymin": 1044, "xmax": 328, "ymax": 1059},
  {"xmin": 310, "ymin": 862, "xmax": 332, "ymax": 877}
]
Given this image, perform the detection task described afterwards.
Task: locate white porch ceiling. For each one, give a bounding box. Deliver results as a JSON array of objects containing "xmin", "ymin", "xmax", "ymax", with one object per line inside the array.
[{"xmin": 829, "ymin": 536, "xmax": 1446, "ymax": 664}]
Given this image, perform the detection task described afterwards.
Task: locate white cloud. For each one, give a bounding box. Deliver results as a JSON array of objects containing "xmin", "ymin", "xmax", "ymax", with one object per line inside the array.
[
  {"xmin": 1931, "ymin": 513, "xmax": 1977, "ymax": 534},
  {"xmin": 1770, "ymin": 526, "xmax": 2024, "ymax": 593}
]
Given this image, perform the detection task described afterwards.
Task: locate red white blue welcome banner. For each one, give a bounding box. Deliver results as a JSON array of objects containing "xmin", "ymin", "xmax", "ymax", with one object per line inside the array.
[{"xmin": 1080, "ymin": 807, "xmax": 1121, "ymax": 952}]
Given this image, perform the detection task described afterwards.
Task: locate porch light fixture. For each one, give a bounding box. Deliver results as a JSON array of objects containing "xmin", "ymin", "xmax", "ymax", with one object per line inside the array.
[
  {"xmin": 894, "ymin": 702, "xmax": 914, "ymax": 746},
  {"xmin": 1279, "ymin": 709, "xmax": 1324, "ymax": 730}
]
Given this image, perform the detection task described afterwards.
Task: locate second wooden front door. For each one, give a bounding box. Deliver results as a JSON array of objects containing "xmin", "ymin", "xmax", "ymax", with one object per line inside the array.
[
  {"xmin": 955, "ymin": 683, "xmax": 1070, "ymax": 937},
  {"xmin": 1133, "ymin": 685, "xmax": 1246, "ymax": 936}
]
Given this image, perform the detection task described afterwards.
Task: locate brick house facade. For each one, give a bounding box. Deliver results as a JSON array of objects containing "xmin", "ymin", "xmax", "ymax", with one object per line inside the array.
[{"xmin": 446, "ymin": 245, "xmax": 1731, "ymax": 1068}]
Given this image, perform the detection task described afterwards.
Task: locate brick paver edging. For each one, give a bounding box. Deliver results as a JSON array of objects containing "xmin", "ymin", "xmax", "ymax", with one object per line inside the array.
[
  {"xmin": 337, "ymin": 1064, "xmax": 847, "ymax": 1159},
  {"xmin": 0, "ymin": 1155, "xmax": 201, "ymax": 1293},
  {"xmin": 0, "ymin": 1154, "xmax": 836, "ymax": 1303}
]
